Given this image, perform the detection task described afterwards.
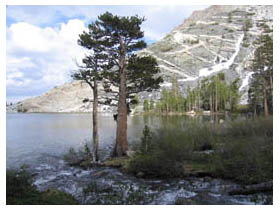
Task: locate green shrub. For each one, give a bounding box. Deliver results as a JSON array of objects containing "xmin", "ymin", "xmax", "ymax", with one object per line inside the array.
[
  {"xmin": 127, "ymin": 123, "xmax": 216, "ymax": 178},
  {"xmin": 128, "ymin": 117, "xmax": 272, "ymax": 184},
  {"xmin": 64, "ymin": 142, "xmax": 93, "ymax": 169},
  {"xmin": 139, "ymin": 125, "xmax": 153, "ymax": 154},
  {"xmin": 212, "ymin": 135, "xmax": 272, "ymax": 184},
  {"xmin": 128, "ymin": 153, "xmax": 184, "ymax": 178},
  {"xmin": 242, "ymin": 42, "xmax": 250, "ymax": 47},
  {"xmin": 223, "ymin": 117, "xmax": 273, "ymax": 138},
  {"xmin": 6, "ymin": 166, "xmax": 78, "ymax": 205},
  {"xmin": 212, "ymin": 117, "xmax": 273, "ymax": 184}
]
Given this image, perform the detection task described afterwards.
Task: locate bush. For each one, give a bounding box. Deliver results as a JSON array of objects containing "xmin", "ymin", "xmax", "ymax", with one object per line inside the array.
[
  {"xmin": 139, "ymin": 125, "xmax": 153, "ymax": 154},
  {"xmin": 128, "ymin": 153, "xmax": 184, "ymax": 178},
  {"xmin": 212, "ymin": 136, "xmax": 272, "ymax": 184},
  {"xmin": 242, "ymin": 42, "xmax": 250, "ymax": 47},
  {"xmin": 223, "ymin": 117, "xmax": 273, "ymax": 138},
  {"xmin": 127, "ymin": 117, "xmax": 272, "ymax": 185},
  {"xmin": 64, "ymin": 142, "xmax": 93, "ymax": 169},
  {"xmin": 7, "ymin": 166, "xmax": 78, "ymax": 205},
  {"xmin": 212, "ymin": 117, "xmax": 273, "ymax": 184},
  {"xmin": 127, "ymin": 123, "xmax": 216, "ymax": 178}
]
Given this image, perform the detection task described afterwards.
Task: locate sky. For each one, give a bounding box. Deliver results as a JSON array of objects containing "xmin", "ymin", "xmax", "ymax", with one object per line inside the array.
[{"xmin": 6, "ymin": 5, "xmax": 209, "ymax": 103}]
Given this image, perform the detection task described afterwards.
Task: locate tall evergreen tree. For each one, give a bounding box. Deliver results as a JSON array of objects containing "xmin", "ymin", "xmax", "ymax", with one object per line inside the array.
[
  {"xmin": 71, "ymin": 23, "xmax": 107, "ymax": 162},
  {"xmin": 95, "ymin": 12, "xmax": 162, "ymax": 156},
  {"xmin": 149, "ymin": 98, "xmax": 154, "ymax": 111},
  {"xmin": 248, "ymin": 33, "xmax": 273, "ymax": 116},
  {"xmin": 143, "ymin": 99, "xmax": 149, "ymax": 112}
]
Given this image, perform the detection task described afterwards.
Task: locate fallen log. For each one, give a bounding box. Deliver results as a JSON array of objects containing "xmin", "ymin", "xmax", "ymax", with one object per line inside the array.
[{"xmin": 228, "ymin": 181, "xmax": 273, "ymax": 195}]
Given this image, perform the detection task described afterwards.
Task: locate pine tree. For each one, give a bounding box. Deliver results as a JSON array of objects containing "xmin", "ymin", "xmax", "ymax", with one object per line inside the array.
[
  {"xmin": 130, "ymin": 95, "xmax": 139, "ymax": 109},
  {"xmin": 248, "ymin": 33, "xmax": 273, "ymax": 116},
  {"xmin": 143, "ymin": 99, "xmax": 149, "ymax": 112},
  {"xmin": 95, "ymin": 12, "xmax": 163, "ymax": 156},
  {"xmin": 161, "ymin": 88, "xmax": 169, "ymax": 113},
  {"xmin": 71, "ymin": 23, "xmax": 107, "ymax": 162},
  {"xmin": 149, "ymin": 98, "xmax": 154, "ymax": 112}
]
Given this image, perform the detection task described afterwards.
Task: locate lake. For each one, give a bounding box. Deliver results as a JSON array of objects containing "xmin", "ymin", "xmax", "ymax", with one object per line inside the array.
[
  {"xmin": 6, "ymin": 113, "xmax": 228, "ymax": 169},
  {"xmin": 7, "ymin": 113, "xmax": 269, "ymax": 204}
]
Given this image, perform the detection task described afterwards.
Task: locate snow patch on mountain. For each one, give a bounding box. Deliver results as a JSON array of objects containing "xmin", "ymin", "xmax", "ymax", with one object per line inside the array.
[{"xmin": 199, "ymin": 34, "xmax": 244, "ymax": 77}]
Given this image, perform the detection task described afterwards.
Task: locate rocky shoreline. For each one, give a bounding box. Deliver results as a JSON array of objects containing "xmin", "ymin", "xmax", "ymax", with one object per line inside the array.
[{"xmin": 30, "ymin": 154, "xmax": 272, "ymax": 205}]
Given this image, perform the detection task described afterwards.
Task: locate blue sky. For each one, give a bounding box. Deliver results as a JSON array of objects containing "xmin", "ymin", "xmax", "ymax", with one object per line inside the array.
[{"xmin": 6, "ymin": 5, "xmax": 208, "ymax": 103}]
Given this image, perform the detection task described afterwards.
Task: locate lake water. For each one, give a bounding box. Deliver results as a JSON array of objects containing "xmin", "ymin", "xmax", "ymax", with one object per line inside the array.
[
  {"xmin": 6, "ymin": 113, "xmax": 227, "ymax": 168},
  {"xmin": 6, "ymin": 113, "xmax": 270, "ymax": 204},
  {"xmin": 6, "ymin": 113, "xmax": 139, "ymax": 168}
]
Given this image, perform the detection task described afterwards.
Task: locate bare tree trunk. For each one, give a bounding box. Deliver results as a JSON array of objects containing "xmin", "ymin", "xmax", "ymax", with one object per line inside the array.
[
  {"xmin": 114, "ymin": 41, "xmax": 128, "ymax": 157},
  {"xmin": 93, "ymin": 79, "xmax": 99, "ymax": 162}
]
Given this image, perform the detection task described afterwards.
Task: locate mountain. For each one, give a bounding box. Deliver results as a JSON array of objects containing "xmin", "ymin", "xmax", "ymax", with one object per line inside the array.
[
  {"xmin": 137, "ymin": 5, "xmax": 272, "ymax": 104},
  {"xmin": 10, "ymin": 5, "xmax": 273, "ymax": 113},
  {"xmin": 12, "ymin": 81, "xmax": 117, "ymax": 113}
]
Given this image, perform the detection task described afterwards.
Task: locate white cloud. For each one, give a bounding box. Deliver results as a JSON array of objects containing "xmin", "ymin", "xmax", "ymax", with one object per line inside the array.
[
  {"xmin": 7, "ymin": 5, "xmax": 209, "ymax": 42},
  {"xmin": 7, "ymin": 57, "xmax": 36, "ymax": 70},
  {"xmin": 6, "ymin": 19, "xmax": 87, "ymax": 100},
  {"xmin": 6, "ymin": 5, "xmax": 210, "ymax": 101}
]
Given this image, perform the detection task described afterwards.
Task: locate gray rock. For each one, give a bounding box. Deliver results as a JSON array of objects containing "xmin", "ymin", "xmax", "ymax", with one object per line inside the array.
[
  {"xmin": 136, "ymin": 172, "xmax": 145, "ymax": 178},
  {"xmin": 175, "ymin": 197, "xmax": 197, "ymax": 205}
]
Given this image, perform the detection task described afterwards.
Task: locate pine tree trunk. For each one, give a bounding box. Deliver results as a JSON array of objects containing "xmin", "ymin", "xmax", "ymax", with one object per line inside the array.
[
  {"xmin": 270, "ymin": 75, "xmax": 273, "ymax": 91},
  {"xmin": 263, "ymin": 80, "xmax": 269, "ymax": 117},
  {"xmin": 229, "ymin": 89, "xmax": 232, "ymax": 112},
  {"xmin": 215, "ymin": 82, "xmax": 218, "ymax": 112},
  {"xmin": 93, "ymin": 80, "xmax": 99, "ymax": 161},
  {"xmin": 198, "ymin": 90, "xmax": 200, "ymax": 112},
  {"xmin": 210, "ymin": 95, "xmax": 212, "ymax": 113},
  {"xmin": 114, "ymin": 41, "xmax": 128, "ymax": 157}
]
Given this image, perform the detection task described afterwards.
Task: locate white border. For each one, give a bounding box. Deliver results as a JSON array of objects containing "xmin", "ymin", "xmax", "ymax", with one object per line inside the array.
[{"xmin": 1, "ymin": 0, "xmax": 279, "ymax": 210}]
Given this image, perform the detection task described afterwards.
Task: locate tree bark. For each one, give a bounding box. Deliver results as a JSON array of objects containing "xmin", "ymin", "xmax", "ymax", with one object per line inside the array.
[
  {"xmin": 270, "ymin": 75, "xmax": 273, "ymax": 92},
  {"xmin": 210, "ymin": 95, "xmax": 212, "ymax": 113},
  {"xmin": 114, "ymin": 40, "xmax": 128, "ymax": 157},
  {"xmin": 215, "ymin": 81, "xmax": 218, "ymax": 112},
  {"xmin": 93, "ymin": 79, "xmax": 99, "ymax": 161},
  {"xmin": 263, "ymin": 80, "xmax": 269, "ymax": 117}
]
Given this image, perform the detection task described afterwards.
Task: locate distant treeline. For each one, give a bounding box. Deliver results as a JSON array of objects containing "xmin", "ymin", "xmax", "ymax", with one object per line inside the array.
[{"xmin": 143, "ymin": 73, "xmax": 240, "ymax": 114}]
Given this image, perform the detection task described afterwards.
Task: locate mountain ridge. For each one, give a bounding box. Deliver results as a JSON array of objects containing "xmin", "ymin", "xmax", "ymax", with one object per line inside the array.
[{"xmin": 8, "ymin": 5, "xmax": 273, "ymax": 113}]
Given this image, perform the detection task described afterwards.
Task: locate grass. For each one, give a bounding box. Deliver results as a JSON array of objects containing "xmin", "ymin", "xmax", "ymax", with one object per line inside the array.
[
  {"xmin": 127, "ymin": 117, "xmax": 273, "ymax": 185},
  {"xmin": 6, "ymin": 166, "xmax": 78, "ymax": 205}
]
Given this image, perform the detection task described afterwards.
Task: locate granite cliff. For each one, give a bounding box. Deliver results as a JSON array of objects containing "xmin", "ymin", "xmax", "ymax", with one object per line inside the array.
[{"xmin": 10, "ymin": 5, "xmax": 273, "ymax": 113}]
